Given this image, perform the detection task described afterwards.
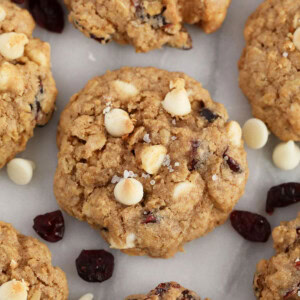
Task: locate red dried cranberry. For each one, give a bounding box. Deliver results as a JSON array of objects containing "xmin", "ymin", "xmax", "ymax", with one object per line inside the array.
[
  {"xmin": 223, "ymin": 152, "xmax": 242, "ymax": 173},
  {"xmin": 200, "ymin": 108, "xmax": 219, "ymax": 123},
  {"xmin": 33, "ymin": 210, "xmax": 64, "ymax": 242},
  {"xmin": 142, "ymin": 211, "xmax": 157, "ymax": 224},
  {"xmin": 28, "ymin": 0, "xmax": 64, "ymax": 33},
  {"xmin": 230, "ymin": 210, "xmax": 271, "ymax": 242},
  {"xmin": 266, "ymin": 183, "xmax": 300, "ymax": 214},
  {"xmin": 76, "ymin": 250, "xmax": 114, "ymax": 282},
  {"xmin": 283, "ymin": 288, "xmax": 298, "ymax": 299},
  {"xmin": 155, "ymin": 283, "xmax": 171, "ymax": 296},
  {"xmin": 12, "ymin": 0, "xmax": 25, "ymax": 3},
  {"xmin": 188, "ymin": 141, "xmax": 200, "ymax": 171},
  {"xmin": 295, "ymin": 261, "xmax": 300, "ymax": 268}
]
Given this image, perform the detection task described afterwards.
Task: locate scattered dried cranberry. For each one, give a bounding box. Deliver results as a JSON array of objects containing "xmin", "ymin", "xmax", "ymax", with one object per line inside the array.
[
  {"xmin": 76, "ymin": 250, "xmax": 114, "ymax": 283},
  {"xmin": 223, "ymin": 152, "xmax": 242, "ymax": 173},
  {"xmin": 155, "ymin": 283, "xmax": 171, "ymax": 296},
  {"xmin": 142, "ymin": 211, "xmax": 157, "ymax": 224},
  {"xmin": 28, "ymin": 0, "xmax": 64, "ymax": 33},
  {"xmin": 200, "ymin": 108, "xmax": 219, "ymax": 123},
  {"xmin": 283, "ymin": 288, "xmax": 299, "ymax": 300},
  {"xmin": 33, "ymin": 210, "xmax": 65, "ymax": 242},
  {"xmin": 188, "ymin": 140, "xmax": 200, "ymax": 171},
  {"xmin": 295, "ymin": 261, "xmax": 300, "ymax": 268},
  {"xmin": 266, "ymin": 183, "xmax": 300, "ymax": 214},
  {"xmin": 230, "ymin": 210, "xmax": 271, "ymax": 242}
]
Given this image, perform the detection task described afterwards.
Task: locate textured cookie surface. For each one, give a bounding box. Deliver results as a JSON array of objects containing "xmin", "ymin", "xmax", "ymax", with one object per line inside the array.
[
  {"xmin": 54, "ymin": 67, "xmax": 248, "ymax": 258},
  {"xmin": 0, "ymin": 0, "xmax": 57, "ymax": 168},
  {"xmin": 253, "ymin": 214, "xmax": 300, "ymax": 299},
  {"xmin": 125, "ymin": 281, "xmax": 207, "ymax": 300},
  {"xmin": 64, "ymin": 0, "xmax": 231, "ymax": 52},
  {"xmin": 239, "ymin": 0, "xmax": 300, "ymax": 141},
  {"xmin": 0, "ymin": 221, "xmax": 68, "ymax": 299}
]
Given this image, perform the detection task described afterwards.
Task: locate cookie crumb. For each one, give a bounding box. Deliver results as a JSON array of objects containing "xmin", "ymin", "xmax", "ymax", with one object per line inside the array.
[
  {"xmin": 143, "ymin": 133, "xmax": 151, "ymax": 143},
  {"xmin": 88, "ymin": 52, "xmax": 96, "ymax": 62}
]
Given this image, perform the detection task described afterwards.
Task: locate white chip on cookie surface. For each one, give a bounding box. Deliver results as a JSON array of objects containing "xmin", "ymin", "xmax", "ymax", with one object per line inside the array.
[
  {"xmin": 0, "ymin": 279, "xmax": 28, "ymax": 300},
  {"xmin": 140, "ymin": 145, "xmax": 167, "ymax": 174},
  {"xmin": 79, "ymin": 293, "xmax": 94, "ymax": 300},
  {"xmin": 114, "ymin": 178, "xmax": 144, "ymax": 205},
  {"xmin": 7, "ymin": 158, "xmax": 35, "ymax": 185},
  {"xmin": 104, "ymin": 108, "xmax": 134, "ymax": 137},
  {"xmin": 0, "ymin": 32, "xmax": 29, "ymax": 60},
  {"xmin": 293, "ymin": 27, "xmax": 300, "ymax": 51},
  {"xmin": 242, "ymin": 118, "xmax": 269, "ymax": 149},
  {"xmin": 226, "ymin": 121, "xmax": 242, "ymax": 147},
  {"xmin": 162, "ymin": 81, "xmax": 191, "ymax": 116},
  {"xmin": 272, "ymin": 141, "xmax": 300, "ymax": 170},
  {"xmin": 173, "ymin": 181, "xmax": 195, "ymax": 199},
  {"xmin": 111, "ymin": 80, "xmax": 138, "ymax": 98},
  {"xmin": 0, "ymin": 5, "xmax": 6, "ymax": 22}
]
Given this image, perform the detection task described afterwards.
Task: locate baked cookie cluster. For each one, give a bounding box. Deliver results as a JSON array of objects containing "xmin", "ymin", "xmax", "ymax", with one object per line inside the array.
[
  {"xmin": 64, "ymin": 0, "xmax": 231, "ymax": 52},
  {"xmin": 125, "ymin": 281, "xmax": 208, "ymax": 300},
  {"xmin": 0, "ymin": 0, "xmax": 57, "ymax": 168},
  {"xmin": 54, "ymin": 67, "xmax": 248, "ymax": 258},
  {"xmin": 239, "ymin": 0, "xmax": 300, "ymax": 141},
  {"xmin": 0, "ymin": 221, "xmax": 68, "ymax": 300},
  {"xmin": 254, "ymin": 214, "xmax": 300, "ymax": 300}
]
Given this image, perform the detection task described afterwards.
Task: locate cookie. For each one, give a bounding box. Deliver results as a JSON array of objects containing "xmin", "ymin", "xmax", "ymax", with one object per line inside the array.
[
  {"xmin": 0, "ymin": 221, "xmax": 68, "ymax": 299},
  {"xmin": 54, "ymin": 67, "xmax": 248, "ymax": 258},
  {"xmin": 253, "ymin": 213, "xmax": 300, "ymax": 299},
  {"xmin": 0, "ymin": 0, "xmax": 57, "ymax": 168},
  {"xmin": 125, "ymin": 281, "xmax": 208, "ymax": 300},
  {"xmin": 64, "ymin": 0, "xmax": 231, "ymax": 52},
  {"xmin": 239, "ymin": 0, "xmax": 300, "ymax": 141}
]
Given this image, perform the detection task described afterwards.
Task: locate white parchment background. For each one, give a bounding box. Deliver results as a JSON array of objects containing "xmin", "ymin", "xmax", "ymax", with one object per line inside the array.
[{"xmin": 0, "ymin": 0, "xmax": 300, "ymax": 299}]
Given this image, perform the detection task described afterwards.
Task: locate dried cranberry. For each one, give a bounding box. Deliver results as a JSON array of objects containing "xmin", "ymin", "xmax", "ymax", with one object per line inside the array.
[
  {"xmin": 223, "ymin": 152, "xmax": 242, "ymax": 173},
  {"xmin": 76, "ymin": 250, "xmax": 114, "ymax": 282},
  {"xmin": 200, "ymin": 108, "xmax": 219, "ymax": 123},
  {"xmin": 230, "ymin": 210, "xmax": 271, "ymax": 242},
  {"xmin": 296, "ymin": 261, "xmax": 300, "ymax": 268},
  {"xmin": 142, "ymin": 211, "xmax": 157, "ymax": 224},
  {"xmin": 33, "ymin": 210, "xmax": 64, "ymax": 242},
  {"xmin": 28, "ymin": 0, "xmax": 64, "ymax": 33},
  {"xmin": 155, "ymin": 283, "xmax": 171, "ymax": 296},
  {"xmin": 12, "ymin": 0, "xmax": 25, "ymax": 4},
  {"xmin": 283, "ymin": 288, "xmax": 298, "ymax": 299},
  {"xmin": 297, "ymin": 228, "xmax": 300, "ymax": 235},
  {"xmin": 266, "ymin": 183, "xmax": 300, "ymax": 214},
  {"xmin": 188, "ymin": 141, "xmax": 200, "ymax": 171}
]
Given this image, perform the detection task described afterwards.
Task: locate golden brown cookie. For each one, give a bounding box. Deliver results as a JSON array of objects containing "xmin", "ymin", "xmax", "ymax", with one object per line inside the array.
[
  {"xmin": 239, "ymin": 0, "xmax": 300, "ymax": 141},
  {"xmin": 64, "ymin": 0, "xmax": 231, "ymax": 52},
  {"xmin": 125, "ymin": 282, "xmax": 209, "ymax": 300},
  {"xmin": 54, "ymin": 67, "xmax": 248, "ymax": 258},
  {"xmin": 0, "ymin": 0, "xmax": 57, "ymax": 168},
  {"xmin": 0, "ymin": 221, "xmax": 68, "ymax": 299},
  {"xmin": 253, "ymin": 213, "xmax": 300, "ymax": 300}
]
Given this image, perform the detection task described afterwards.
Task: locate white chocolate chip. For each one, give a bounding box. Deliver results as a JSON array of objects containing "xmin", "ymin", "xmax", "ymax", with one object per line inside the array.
[
  {"xmin": 79, "ymin": 294, "xmax": 94, "ymax": 300},
  {"xmin": 10, "ymin": 259, "xmax": 18, "ymax": 269},
  {"xmin": 226, "ymin": 121, "xmax": 242, "ymax": 146},
  {"xmin": 162, "ymin": 80, "xmax": 191, "ymax": 116},
  {"xmin": 0, "ymin": 6, "xmax": 6, "ymax": 22},
  {"xmin": 0, "ymin": 33, "xmax": 29, "ymax": 60},
  {"xmin": 125, "ymin": 233, "xmax": 136, "ymax": 248},
  {"xmin": 104, "ymin": 108, "xmax": 134, "ymax": 137},
  {"xmin": 7, "ymin": 158, "xmax": 35, "ymax": 185},
  {"xmin": 272, "ymin": 141, "xmax": 300, "ymax": 170},
  {"xmin": 140, "ymin": 145, "xmax": 167, "ymax": 174},
  {"xmin": 0, "ymin": 279, "xmax": 28, "ymax": 300},
  {"xmin": 293, "ymin": 27, "xmax": 300, "ymax": 51},
  {"xmin": 242, "ymin": 118, "xmax": 269, "ymax": 149},
  {"xmin": 173, "ymin": 181, "xmax": 194, "ymax": 199},
  {"xmin": 114, "ymin": 178, "xmax": 144, "ymax": 205},
  {"xmin": 111, "ymin": 80, "xmax": 138, "ymax": 99}
]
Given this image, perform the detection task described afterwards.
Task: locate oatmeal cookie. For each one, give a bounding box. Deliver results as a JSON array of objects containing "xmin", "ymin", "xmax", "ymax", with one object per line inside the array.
[
  {"xmin": 54, "ymin": 67, "xmax": 248, "ymax": 258},
  {"xmin": 0, "ymin": 221, "xmax": 68, "ymax": 299},
  {"xmin": 253, "ymin": 213, "xmax": 300, "ymax": 300},
  {"xmin": 125, "ymin": 281, "xmax": 208, "ymax": 300},
  {"xmin": 64, "ymin": 0, "xmax": 231, "ymax": 52},
  {"xmin": 239, "ymin": 0, "xmax": 300, "ymax": 141},
  {"xmin": 0, "ymin": 0, "xmax": 57, "ymax": 168}
]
